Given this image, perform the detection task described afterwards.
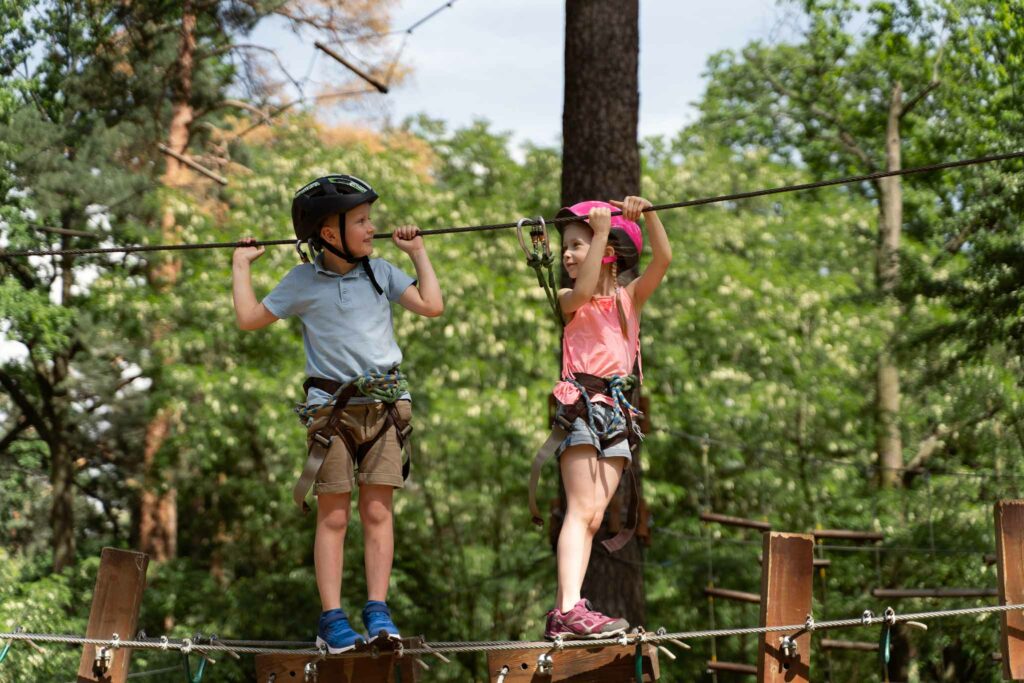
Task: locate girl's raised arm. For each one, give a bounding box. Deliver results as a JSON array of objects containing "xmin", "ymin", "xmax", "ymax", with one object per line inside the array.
[{"xmin": 614, "ymin": 197, "xmax": 671, "ymax": 310}]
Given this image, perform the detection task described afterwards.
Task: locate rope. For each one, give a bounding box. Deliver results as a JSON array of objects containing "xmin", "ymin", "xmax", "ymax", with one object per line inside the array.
[
  {"xmin": 3, "ymin": 603, "xmax": 1021, "ymax": 657},
  {"xmin": 4, "ymin": 150, "xmax": 1022, "ymax": 259}
]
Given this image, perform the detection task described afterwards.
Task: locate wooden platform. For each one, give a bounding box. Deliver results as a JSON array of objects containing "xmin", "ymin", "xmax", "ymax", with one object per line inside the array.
[
  {"xmin": 487, "ymin": 642, "xmax": 659, "ymax": 682},
  {"xmin": 254, "ymin": 637, "xmax": 422, "ymax": 683}
]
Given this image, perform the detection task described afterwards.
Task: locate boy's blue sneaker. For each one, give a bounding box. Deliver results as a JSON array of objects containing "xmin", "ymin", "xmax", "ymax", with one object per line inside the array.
[
  {"xmin": 362, "ymin": 600, "xmax": 401, "ymax": 640},
  {"xmin": 316, "ymin": 609, "xmax": 366, "ymax": 654}
]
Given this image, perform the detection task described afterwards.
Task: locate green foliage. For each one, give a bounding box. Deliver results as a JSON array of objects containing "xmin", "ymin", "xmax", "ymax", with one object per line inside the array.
[{"xmin": 2, "ymin": 1, "xmax": 1024, "ymax": 682}]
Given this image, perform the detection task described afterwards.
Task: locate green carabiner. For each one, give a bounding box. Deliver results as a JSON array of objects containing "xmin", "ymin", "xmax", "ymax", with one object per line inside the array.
[
  {"xmin": 181, "ymin": 652, "xmax": 207, "ymax": 683},
  {"xmin": 0, "ymin": 638, "xmax": 12, "ymax": 666}
]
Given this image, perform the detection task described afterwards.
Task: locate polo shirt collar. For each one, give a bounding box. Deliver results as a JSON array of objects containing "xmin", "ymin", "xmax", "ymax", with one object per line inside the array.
[{"xmin": 313, "ymin": 253, "xmax": 365, "ymax": 279}]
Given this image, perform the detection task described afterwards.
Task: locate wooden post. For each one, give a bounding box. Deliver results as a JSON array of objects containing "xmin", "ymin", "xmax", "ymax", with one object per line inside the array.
[
  {"xmin": 254, "ymin": 638, "xmax": 422, "ymax": 683},
  {"xmin": 486, "ymin": 643, "xmax": 659, "ymax": 682},
  {"xmin": 758, "ymin": 532, "xmax": 813, "ymax": 683},
  {"xmin": 76, "ymin": 548, "xmax": 149, "ymax": 683},
  {"xmin": 995, "ymin": 500, "xmax": 1024, "ymax": 680}
]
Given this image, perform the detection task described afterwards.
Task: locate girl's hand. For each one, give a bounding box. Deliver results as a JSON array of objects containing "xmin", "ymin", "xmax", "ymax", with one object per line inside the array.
[
  {"xmin": 392, "ymin": 225, "xmax": 425, "ymax": 254},
  {"xmin": 233, "ymin": 237, "xmax": 265, "ymax": 266},
  {"xmin": 588, "ymin": 206, "xmax": 611, "ymax": 237},
  {"xmin": 609, "ymin": 196, "xmax": 652, "ymax": 222}
]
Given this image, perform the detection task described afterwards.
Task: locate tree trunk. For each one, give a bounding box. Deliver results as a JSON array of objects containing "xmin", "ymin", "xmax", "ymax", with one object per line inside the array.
[
  {"xmin": 561, "ymin": 0, "xmax": 640, "ymax": 207},
  {"xmin": 138, "ymin": 1, "xmax": 195, "ymax": 559},
  {"xmin": 51, "ymin": 226, "xmax": 76, "ymax": 572},
  {"xmin": 559, "ymin": 0, "xmax": 644, "ymax": 628},
  {"xmin": 876, "ymin": 82, "xmax": 903, "ymax": 488}
]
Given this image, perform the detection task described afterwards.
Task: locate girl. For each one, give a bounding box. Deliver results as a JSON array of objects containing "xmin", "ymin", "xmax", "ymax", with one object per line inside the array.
[{"xmin": 544, "ymin": 196, "xmax": 671, "ymax": 640}]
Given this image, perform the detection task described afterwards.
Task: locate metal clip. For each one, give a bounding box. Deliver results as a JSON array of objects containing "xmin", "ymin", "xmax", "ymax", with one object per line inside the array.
[
  {"xmin": 303, "ymin": 661, "xmax": 318, "ymax": 683},
  {"xmin": 93, "ymin": 646, "xmax": 113, "ymax": 676},
  {"xmin": 295, "ymin": 239, "xmax": 310, "ymax": 263},
  {"xmin": 516, "ymin": 216, "xmax": 551, "ymax": 262},
  {"xmin": 862, "ymin": 609, "xmax": 875, "ymax": 625},
  {"xmin": 536, "ymin": 652, "xmax": 554, "ymax": 674}
]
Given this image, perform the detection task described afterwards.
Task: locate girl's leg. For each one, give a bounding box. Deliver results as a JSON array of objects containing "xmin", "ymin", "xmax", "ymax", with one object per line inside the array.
[
  {"xmin": 555, "ymin": 446, "xmax": 625, "ymax": 612},
  {"xmin": 359, "ymin": 484, "xmax": 395, "ymax": 602},
  {"xmin": 315, "ymin": 492, "xmax": 352, "ymax": 611}
]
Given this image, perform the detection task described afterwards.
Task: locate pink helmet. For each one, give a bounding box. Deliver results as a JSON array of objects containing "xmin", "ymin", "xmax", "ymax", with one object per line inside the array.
[{"xmin": 556, "ymin": 200, "xmax": 643, "ymax": 264}]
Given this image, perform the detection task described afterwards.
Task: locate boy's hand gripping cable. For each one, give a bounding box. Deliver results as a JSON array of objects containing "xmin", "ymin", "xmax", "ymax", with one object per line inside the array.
[{"xmin": 4, "ymin": 150, "xmax": 1023, "ymax": 259}]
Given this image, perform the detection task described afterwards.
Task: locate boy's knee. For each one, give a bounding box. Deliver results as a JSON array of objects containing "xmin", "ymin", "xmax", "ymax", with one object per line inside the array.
[
  {"xmin": 359, "ymin": 498, "xmax": 393, "ymax": 527},
  {"xmin": 319, "ymin": 507, "xmax": 350, "ymax": 534}
]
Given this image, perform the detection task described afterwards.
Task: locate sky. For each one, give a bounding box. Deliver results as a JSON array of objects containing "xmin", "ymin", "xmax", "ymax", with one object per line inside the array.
[{"xmin": 250, "ymin": 0, "xmax": 790, "ymax": 148}]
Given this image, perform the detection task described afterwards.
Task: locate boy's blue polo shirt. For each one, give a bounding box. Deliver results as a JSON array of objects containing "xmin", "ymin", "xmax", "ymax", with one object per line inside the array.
[{"xmin": 262, "ymin": 254, "xmax": 415, "ymax": 406}]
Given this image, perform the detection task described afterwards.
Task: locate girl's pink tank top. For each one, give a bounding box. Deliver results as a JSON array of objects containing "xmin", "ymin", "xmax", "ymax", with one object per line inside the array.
[{"xmin": 553, "ymin": 290, "xmax": 642, "ymax": 407}]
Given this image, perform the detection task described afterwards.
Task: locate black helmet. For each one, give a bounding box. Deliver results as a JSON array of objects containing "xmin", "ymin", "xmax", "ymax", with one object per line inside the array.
[
  {"xmin": 291, "ymin": 174, "xmax": 379, "ymax": 242},
  {"xmin": 290, "ymin": 174, "xmax": 385, "ymax": 296}
]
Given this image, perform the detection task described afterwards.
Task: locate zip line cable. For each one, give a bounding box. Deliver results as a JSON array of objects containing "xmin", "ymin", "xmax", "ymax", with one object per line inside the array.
[
  {"xmin": 3, "ymin": 149, "xmax": 1022, "ymax": 259},
  {"xmin": 3, "ymin": 602, "xmax": 1022, "ymax": 658}
]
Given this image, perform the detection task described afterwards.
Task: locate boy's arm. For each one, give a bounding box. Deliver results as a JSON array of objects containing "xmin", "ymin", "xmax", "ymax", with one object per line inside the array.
[
  {"xmin": 616, "ymin": 197, "xmax": 672, "ymax": 310},
  {"xmin": 559, "ymin": 207, "xmax": 611, "ymax": 315},
  {"xmin": 393, "ymin": 226, "xmax": 444, "ymax": 318},
  {"xmin": 232, "ymin": 240, "xmax": 280, "ymax": 330}
]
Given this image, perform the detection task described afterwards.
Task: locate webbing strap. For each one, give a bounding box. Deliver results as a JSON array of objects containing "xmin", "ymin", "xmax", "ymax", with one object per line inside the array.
[{"xmin": 528, "ymin": 425, "xmax": 569, "ymax": 527}]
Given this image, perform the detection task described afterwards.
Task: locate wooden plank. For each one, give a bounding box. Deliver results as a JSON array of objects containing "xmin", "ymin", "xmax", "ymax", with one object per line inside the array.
[
  {"xmin": 812, "ymin": 529, "xmax": 884, "ymax": 543},
  {"xmin": 995, "ymin": 500, "xmax": 1024, "ymax": 680},
  {"xmin": 871, "ymin": 587, "xmax": 997, "ymax": 599},
  {"xmin": 486, "ymin": 643, "xmax": 659, "ymax": 682},
  {"xmin": 820, "ymin": 639, "xmax": 879, "ymax": 652},
  {"xmin": 700, "ymin": 511, "xmax": 772, "ymax": 532},
  {"xmin": 76, "ymin": 548, "xmax": 149, "ymax": 683},
  {"xmin": 254, "ymin": 637, "xmax": 422, "ymax": 683},
  {"xmin": 758, "ymin": 532, "xmax": 813, "ymax": 683},
  {"xmin": 707, "ymin": 660, "xmax": 757, "ymax": 675},
  {"xmin": 705, "ymin": 587, "xmax": 761, "ymax": 604}
]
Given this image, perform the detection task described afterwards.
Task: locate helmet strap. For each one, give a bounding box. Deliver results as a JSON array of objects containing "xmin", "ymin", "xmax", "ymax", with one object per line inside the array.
[{"xmin": 318, "ymin": 232, "xmax": 385, "ymax": 296}]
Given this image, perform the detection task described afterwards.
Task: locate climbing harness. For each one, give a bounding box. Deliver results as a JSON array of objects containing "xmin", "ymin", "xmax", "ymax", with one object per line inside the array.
[
  {"xmin": 528, "ymin": 371, "xmax": 644, "ymax": 553},
  {"xmin": 516, "ymin": 216, "xmax": 562, "ymax": 325},
  {"xmin": 292, "ymin": 369, "xmax": 413, "ymax": 512}
]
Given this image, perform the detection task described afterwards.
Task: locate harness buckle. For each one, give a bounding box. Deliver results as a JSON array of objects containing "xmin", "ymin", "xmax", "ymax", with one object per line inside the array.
[{"xmin": 313, "ymin": 432, "xmax": 332, "ymax": 448}]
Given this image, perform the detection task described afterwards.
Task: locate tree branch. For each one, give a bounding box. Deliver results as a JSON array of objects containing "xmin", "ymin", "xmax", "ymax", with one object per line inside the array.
[
  {"xmin": 0, "ymin": 369, "xmax": 50, "ymax": 442},
  {"xmin": 0, "ymin": 415, "xmax": 31, "ymax": 453},
  {"xmin": 744, "ymin": 49, "xmax": 876, "ymax": 171},
  {"xmin": 902, "ymin": 404, "xmax": 1002, "ymax": 484}
]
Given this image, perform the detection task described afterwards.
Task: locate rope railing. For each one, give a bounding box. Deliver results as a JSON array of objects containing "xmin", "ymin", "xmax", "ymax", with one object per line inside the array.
[
  {"xmin": 3, "ymin": 149, "xmax": 1022, "ymax": 259},
  {"xmin": 3, "ymin": 602, "xmax": 1022, "ymax": 659}
]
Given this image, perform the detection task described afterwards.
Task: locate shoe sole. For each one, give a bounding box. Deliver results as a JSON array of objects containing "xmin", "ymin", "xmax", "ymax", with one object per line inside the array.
[
  {"xmin": 544, "ymin": 626, "xmax": 627, "ymax": 641},
  {"xmin": 316, "ymin": 635, "xmax": 366, "ymax": 655}
]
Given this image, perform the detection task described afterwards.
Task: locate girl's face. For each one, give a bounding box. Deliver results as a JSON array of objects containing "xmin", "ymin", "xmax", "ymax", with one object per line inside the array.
[
  {"xmin": 562, "ymin": 222, "xmax": 612, "ymax": 279},
  {"xmin": 320, "ymin": 203, "xmax": 375, "ymax": 257}
]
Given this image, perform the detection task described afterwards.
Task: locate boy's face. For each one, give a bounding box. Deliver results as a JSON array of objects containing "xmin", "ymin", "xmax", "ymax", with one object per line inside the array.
[{"xmin": 320, "ymin": 202, "xmax": 375, "ymax": 258}]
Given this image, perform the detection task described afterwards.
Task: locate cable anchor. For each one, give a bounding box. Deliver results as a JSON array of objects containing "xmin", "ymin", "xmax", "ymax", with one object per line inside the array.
[{"xmin": 536, "ymin": 651, "xmax": 554, "ymax": 674}]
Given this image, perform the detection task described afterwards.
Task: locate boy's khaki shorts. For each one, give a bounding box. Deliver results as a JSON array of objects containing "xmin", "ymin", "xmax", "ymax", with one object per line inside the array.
[{"xmin": 305, "ymin": 400, "xmax": 411, "ymax": 495}]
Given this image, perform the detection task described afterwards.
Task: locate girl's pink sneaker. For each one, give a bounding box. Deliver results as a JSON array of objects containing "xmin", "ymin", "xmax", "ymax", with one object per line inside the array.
[{"xmin": 544, "ymin": 599, "xmax": 629, "ymax": 640}]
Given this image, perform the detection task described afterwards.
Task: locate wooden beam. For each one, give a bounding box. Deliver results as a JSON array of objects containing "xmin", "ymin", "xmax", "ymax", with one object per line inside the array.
[
  {"xmin": 995, "ymin": 500, "xmax": 1024, "ymax": 680},
  {"xmin": 820, "ymin": 639, "xmax": 879, "ymax": 652},
  {"xmin": 700, "ymin": 511, "xmax": 772, "ymax": 532},
  {"xmin": 707, "ymin": 660, "xmax": 757, "ymax": 675},
  {"xmin": 76, "ymin": 548, "xmax": 149, "ymax": 683},
  {"xmin": 486, "ymin": 643, "xmax": 659, "ymax": 682},
  {"xmin": 314, "ymin": 42, "xmax": 390, "ymax": 93},
  {"xmin": 758, "ymin": 532, "xmax": 813, "ymax": 683},
  {"xmin": 157, "ymin": 143, "xmax": 228, "ymax": 186},
  {"xmin": 871, "ymin": 588, "xmax": 997, "ymax": 599},
  {"xmin": 254, "ymin": 637, "xmax": 422, "ymax": 683},
  {"xmin": 705, "ymin": 587, "xmax": 761, "ymax": 604},
  {"xmin": 812, "ymin": 529, "xmax": 884, "ymax": 543}
]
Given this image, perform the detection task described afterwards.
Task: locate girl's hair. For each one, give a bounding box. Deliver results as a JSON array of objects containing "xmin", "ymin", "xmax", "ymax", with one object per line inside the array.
[{"xmin": 607, "ymin": 230, "xmax": 641, "ymax": 286}]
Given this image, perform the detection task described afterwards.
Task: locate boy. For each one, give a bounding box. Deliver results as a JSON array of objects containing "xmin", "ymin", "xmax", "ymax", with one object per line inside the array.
[{"xmin": 232, "ymin": 174, "xmax": 443, "ymax": 652}]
